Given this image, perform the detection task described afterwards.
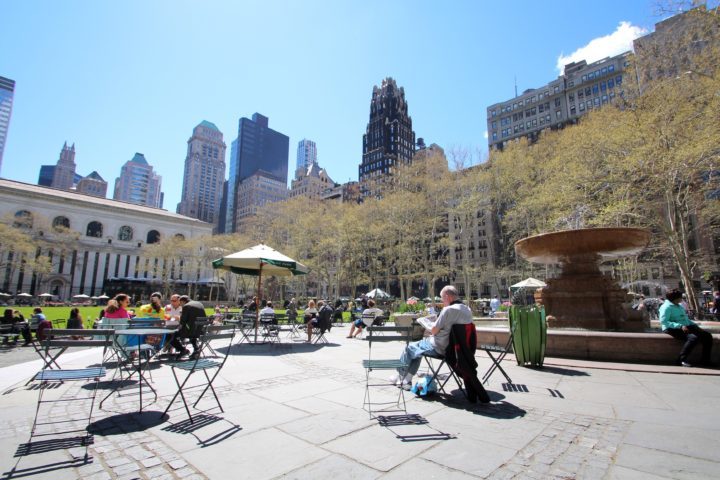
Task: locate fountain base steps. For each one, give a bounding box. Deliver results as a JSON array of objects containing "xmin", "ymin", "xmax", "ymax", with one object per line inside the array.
[{"xmin": 477, "ymin": 327, "xmax": 719, "ymax": 365}]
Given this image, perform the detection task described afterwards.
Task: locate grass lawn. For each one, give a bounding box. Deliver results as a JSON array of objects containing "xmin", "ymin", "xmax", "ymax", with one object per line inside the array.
[{"xmin": 7, "ymin": 306, "xmax": 356, "ymax": 329}]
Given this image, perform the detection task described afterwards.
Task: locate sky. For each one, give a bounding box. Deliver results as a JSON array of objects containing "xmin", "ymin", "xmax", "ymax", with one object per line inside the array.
[{"xmin": 0, "ymin": 0, "xmax": 672, "ymax": 211}]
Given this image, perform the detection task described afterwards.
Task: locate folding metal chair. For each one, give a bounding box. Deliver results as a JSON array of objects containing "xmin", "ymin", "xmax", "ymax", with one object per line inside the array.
[
  {"xmin": 162, "ymin": 324, "xmax": 236, "ymax": 423},
  {"xmin": 311, "ymin": 308, "xmax": 333, "ymax": 344},
  {"xmin": 29, "ymin": 330, "xmax": 113, "ymax": 461},
  {"xmin": 362, "ymin": 325, "xmax": 413, "ymax": 418},
  {"xmin": 481, "ymin": 324, "xmax": 515, "ymax": 385},
  {"xmin": 260, "ymin": 312, "xmax": 280, "ymax": 344}
]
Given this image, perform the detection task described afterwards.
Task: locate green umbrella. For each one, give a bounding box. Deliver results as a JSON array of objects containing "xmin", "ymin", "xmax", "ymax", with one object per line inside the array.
[{"xmin": 212, "ymin": 244, "xmax": 309, "ymax": 342}]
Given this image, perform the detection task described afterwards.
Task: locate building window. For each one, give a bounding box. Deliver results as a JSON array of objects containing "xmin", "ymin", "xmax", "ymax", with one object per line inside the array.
[
  {"xmin": 118, "ymin": 225, "xmax": 133, "ymax": 241},
  {"xmin": 147, "ymin": 230, "xmax": 161, "ymax": 244},
  {"xmin": 52, "ymin": 216, "xmax": 70, "ymax": 230},
  {"xmin": 13, "ymin": 210, "xmax": 33, "ymax": 229},
  {"xmin": 86, "ymin": 221, "xmax": 103, "ymax": 238}
]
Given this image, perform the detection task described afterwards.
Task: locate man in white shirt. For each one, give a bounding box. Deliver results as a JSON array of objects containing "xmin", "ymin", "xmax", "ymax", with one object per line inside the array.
[
  {"xmin": 164, "ymin": 294, "xmax": 182, "ymax": 327},
  {"xmin": 489, "ymin": 295, "xmax": 501, "ymax": 317},
  {"xmin": 390, "ymin": 285, "xmax": 472, "ymax": 389}
]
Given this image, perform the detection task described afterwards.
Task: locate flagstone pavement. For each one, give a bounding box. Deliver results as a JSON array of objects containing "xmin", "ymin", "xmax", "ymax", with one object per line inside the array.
[{"xmin": 0, "ymin": 325, "xmax": 718, "ymax": 479}]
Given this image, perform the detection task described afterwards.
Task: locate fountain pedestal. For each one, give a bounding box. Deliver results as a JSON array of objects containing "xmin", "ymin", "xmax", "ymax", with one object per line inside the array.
[{"xmin": 516, "ymin": 228, "xmax": 651, "ymax": 332}]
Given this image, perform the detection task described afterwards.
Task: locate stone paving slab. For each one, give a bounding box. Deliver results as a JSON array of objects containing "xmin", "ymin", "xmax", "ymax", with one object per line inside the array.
[{"xmin": 0, "ymin": 327, "xmax": 719, "ymax": 479}]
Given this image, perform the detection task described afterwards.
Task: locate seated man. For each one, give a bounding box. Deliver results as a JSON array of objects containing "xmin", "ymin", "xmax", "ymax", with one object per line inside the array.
[
  {"xmin": 169, "ymin": 295, "xmax": 205, "ymax": 360},
  {"xmin": 347, "ymin": 299, "xmax": 383, "ymax": 338},
  {"xmin": 260, "ymin": 301, "xmax": 276, "ymax": 325},
  {"xmin": 660, "ymin": 289, "xmax": 713, "ymax": 367},
  {"xmin": 390, "ymin": 285, "xmax": 472, "ymax": 389}
]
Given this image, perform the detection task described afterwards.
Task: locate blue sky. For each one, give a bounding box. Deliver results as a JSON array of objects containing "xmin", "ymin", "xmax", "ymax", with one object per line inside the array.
[{"xmin": 1, "ymin": 0, "xmax": 669, "ymax": 210}]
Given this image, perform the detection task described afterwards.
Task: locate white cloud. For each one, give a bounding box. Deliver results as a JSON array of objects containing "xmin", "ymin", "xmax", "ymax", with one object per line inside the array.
[
  {"xmin": 556, "ymin": 22, "xmax": 648, "ymax": 73},
  {"xmin": 483, "ymin": 130, "xmax": 488, "ymax": 139}
]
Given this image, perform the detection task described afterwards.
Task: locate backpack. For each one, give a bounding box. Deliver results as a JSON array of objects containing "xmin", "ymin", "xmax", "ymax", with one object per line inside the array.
[{"xmin": 411, "ymin": 376, "xmax": 437, "ymax": 396}]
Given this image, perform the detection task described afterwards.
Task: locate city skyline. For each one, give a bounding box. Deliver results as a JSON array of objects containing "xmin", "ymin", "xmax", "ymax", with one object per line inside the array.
[{"xmin": 0, "ymin": 1, "xmax": 668, "ymax": 210}]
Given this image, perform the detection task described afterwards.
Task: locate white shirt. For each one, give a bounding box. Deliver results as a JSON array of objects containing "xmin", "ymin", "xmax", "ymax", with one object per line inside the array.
[{"xmin": 260, "ymin": 306, "xmax": 275, "ymax": 316}]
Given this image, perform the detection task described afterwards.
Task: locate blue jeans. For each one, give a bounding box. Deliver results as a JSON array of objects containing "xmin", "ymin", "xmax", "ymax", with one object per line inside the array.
[{"xmin": 399, "ymin": 338, "xmax": 436, "ymax": 377}]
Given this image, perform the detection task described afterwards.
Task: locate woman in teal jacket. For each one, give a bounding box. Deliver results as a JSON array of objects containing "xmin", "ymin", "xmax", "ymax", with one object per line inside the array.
[{"xmin": 660, "ymin": 289, "xmax": 713, "ymax": 367}]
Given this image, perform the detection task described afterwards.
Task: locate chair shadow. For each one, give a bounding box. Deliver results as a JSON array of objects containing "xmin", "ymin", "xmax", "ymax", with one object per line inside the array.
[
  {"xmin": 14, "ymin": 436, "xmax": 90, "ymax": 457},
  {"xmin": 87, "ymin": 410, "xmax": 168, "ymax": 435},
  {"xmin": 376, "ymin": 414, "xmax": 455, "ymax": 442},
  {"xmin": 2, "ymin": 457, "xmax": 90, "ymax": 479},
  {"xmin": 161, "ymin": 414, "xmax": 242, "ymax": 447}
]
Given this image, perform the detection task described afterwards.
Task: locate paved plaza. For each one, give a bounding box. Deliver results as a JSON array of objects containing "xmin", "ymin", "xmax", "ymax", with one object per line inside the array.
[{"xmin": 0, "ymin": 326, "xmax": 718, "ymax": 479}]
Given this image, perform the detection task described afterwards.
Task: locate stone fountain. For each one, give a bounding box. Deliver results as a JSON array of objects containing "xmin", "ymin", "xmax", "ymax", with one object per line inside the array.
[{"xmin": 514, "ymin": 227, "xmax": 651, "ymax": 331}]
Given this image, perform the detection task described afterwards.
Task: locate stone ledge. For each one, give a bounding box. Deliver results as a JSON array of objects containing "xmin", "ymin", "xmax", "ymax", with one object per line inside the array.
[{"xmin": 477, "ymin": 327, "xmax": 719, "ymax": 365}]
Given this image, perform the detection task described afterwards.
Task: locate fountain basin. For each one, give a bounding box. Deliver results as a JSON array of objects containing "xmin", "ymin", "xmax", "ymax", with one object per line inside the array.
[
  {"xmin": 515, "ymin": 227, "xmax": 651, "ymax": 331},
  {"xmin": 515, "ymin": 227, "xmax": 651, "ymax": 264}
]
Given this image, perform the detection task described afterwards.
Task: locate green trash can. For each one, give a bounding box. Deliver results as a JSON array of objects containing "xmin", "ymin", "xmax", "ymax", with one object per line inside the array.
[{"xmin": 509, "ymin": 305, "xmax": 547, "ymax": 367}]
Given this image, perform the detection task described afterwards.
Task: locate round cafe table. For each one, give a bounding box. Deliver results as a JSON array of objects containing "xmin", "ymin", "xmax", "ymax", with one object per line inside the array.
[{"xmin": 100, "ymin": 328, "xmax": 171, "ymax": 412}]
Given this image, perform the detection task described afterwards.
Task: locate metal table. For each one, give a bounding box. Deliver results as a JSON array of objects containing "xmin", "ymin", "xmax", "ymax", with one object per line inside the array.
[{"xmin": 100, "ymin": 328, "xmax": 171, "ymax": 412}]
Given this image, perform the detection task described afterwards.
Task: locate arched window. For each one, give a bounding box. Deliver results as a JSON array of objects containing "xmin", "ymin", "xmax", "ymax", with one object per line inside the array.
[
  {"xmin": 86, "ymin": 221, "xmax": 103, "ymax": 238},
  {"xmin": 13, "ymin": 210, "xmax": 33, "ymax": 229},
  {"xmin": 118, "ymin": 225, "xmax": 133, "ymax": 241},
  {"xmin": 52, "ymin": 216, "xmax": 70, "ymax": 231},
  {"xmin": 174, "ymin": 234, "xmax": 185, "ymax": 241},
  {"xmin": 146, "ymin": 230, "xmax": 161, "ymax": 244}
]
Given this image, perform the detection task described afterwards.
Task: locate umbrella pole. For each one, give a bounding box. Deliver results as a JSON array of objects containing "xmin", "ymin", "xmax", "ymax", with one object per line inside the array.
[{"xmin": 255, "ymin": 264, "xmax": 262, "ymax": 343}]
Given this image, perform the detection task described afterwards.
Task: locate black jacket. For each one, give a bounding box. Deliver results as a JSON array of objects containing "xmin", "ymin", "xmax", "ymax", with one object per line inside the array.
[
  {"xmin": 179, "ymin": 300, "xmax": 205, "ymax": 338},
  {"xmin": 445, "ymin": 323, "xmax": 490, "ymax": 403}
]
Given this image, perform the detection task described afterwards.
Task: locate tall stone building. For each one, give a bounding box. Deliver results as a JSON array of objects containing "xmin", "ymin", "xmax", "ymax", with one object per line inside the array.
[
  {"xmin": 235, "ymin": 171, "xmax": 288, "ymax": 226},
  {"xmin": 359, "ymin": 77, "xmax": 416, "ymax": 197},
  {"xmin": 177, "ymin": 121, "xmax": 226, "ymax": 232},
  {"xmin": 225, "ymin": 113, "xmax": 289, "ymax": 233},
  {"xmin": 51, "ymin": 142, "xmax": 77, "ymax": 190},
  {"xmin": 76, "ymin": 171, "xmax": 108, "ymax": 198},
  {"xmin": 113, "ymin": 153, "xmax": 163, "ymax": 208},
  {"xmin": 0, "ymin": 76, "xmax": 14, "ymax": 175},
  {"xmin": 289, "ymin": 162, "xmax": 334, "ymax": 200}
]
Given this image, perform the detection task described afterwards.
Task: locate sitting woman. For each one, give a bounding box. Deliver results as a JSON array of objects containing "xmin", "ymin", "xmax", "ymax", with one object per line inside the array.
[
  {"xmin": 304, "ymin": 299, "xmax": 318, "ymax": 342},
  {"xmin": 67, "ymin": 307, "xmax": 84, "ymax": 339},
  {"xmin": 347, "ymin": 299, "xmax": 383, "ymax": 338},
  {"xmin": 104, "ymin": 294, "xmax": 132, "ymax": 320}
]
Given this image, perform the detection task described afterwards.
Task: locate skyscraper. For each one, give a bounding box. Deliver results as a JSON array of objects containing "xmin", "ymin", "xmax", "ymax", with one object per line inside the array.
[
  {"xmin": 177, "ymin": 120, "xmax": 227, "ymax": 231},
  {"xmin": 0, "ymin": 76, "xmax": 16, "ymax": 174},
  {"xmin": 359, "ymin": 77, "xmax": 416, "ymax": 196},
  {"xmin": 225, "ymin": 113, "xmax": 289, "ymax": 233},
  {"xmin": 51, "ymin": 142, "xmax": 77, "ymax": 190},
  {"xmin": 113, "ymin": 153, "xmax": 163, "ymax": 208},
  {"xmin": 296, "ymin": 139, "xmax": 317, "ymax": 176}
]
